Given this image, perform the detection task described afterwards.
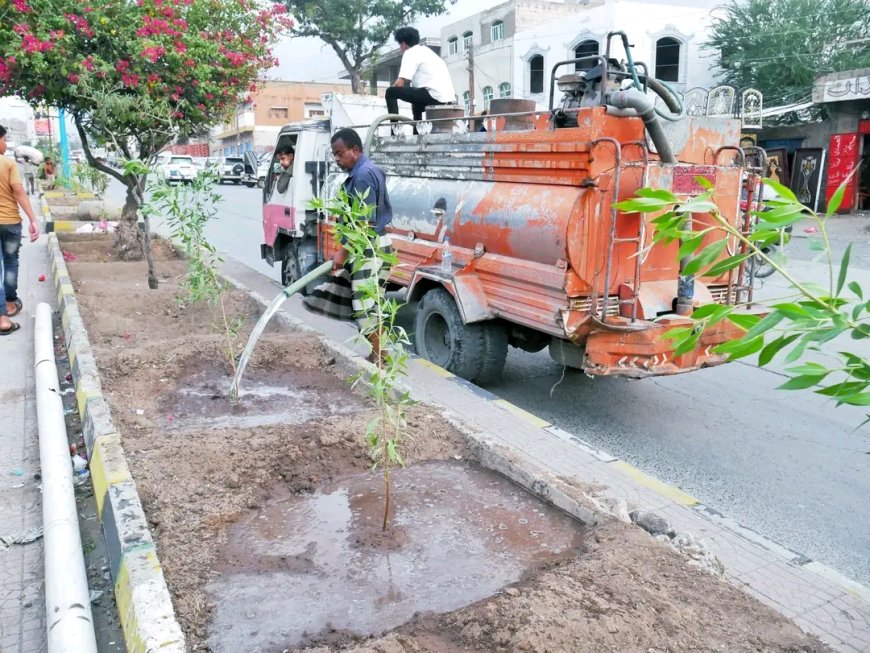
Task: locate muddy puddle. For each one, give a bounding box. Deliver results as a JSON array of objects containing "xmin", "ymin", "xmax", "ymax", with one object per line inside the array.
[
  {"xmin": 206, "ymin": 461, "xmax": 585, "ymax": 651},
  {"xmin": 159, "ymin": 364, "xmax": 365, "ymax": 432}
]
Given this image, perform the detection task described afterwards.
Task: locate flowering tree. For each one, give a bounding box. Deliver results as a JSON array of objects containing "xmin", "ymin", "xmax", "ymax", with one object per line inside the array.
[{"xmin": 0, "ymin": 0, "xmax": 292, "ymax": 286}]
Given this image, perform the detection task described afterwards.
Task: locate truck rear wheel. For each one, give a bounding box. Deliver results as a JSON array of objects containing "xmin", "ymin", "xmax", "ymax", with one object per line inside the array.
[{"xmin": 415, "ymin": 288, "xmax": 506, "ymax": 385}]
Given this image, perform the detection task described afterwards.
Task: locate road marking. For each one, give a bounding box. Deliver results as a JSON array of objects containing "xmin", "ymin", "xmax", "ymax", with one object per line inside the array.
[
  {"xmin": 610, "ymin": 460, "xmax": 699, "ymax": 506},
  {"xmin": 413, "ymin": 358, "xmax": 454, "ymax": 378},
  {"xmin": 493, "ymin": 399, "xmax": 551, "ymax": 429}
]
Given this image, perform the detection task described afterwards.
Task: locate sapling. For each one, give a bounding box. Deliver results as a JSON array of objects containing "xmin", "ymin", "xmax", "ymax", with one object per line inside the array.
[
  {"xmin": 142, "ymin": 171, "xmax": 243, "ymax": 383},
  {"xmin": 312, "ymin": 191, "xmax": 415, "ymax": 529},
  {"xmin": 615, "ymin": 173, "xmax": 870, "ymax": 424}
]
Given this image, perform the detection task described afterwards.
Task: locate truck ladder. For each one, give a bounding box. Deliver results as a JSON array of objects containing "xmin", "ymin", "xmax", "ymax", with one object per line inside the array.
[{"xmin": 590, "ymin": 138, "xmax": 649, "ymax": 323}]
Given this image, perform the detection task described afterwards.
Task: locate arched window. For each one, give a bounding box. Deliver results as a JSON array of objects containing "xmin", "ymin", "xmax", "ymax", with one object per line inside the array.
[
  {"xmin": 491, "ymin": 20, "xmax": 505, "ymax": 42},
  {"xmin": 574, "ymin": 39, "xmax": 599, "ymax": 71},
  {"xmin": 655, "ymin": 37, "xmax": 681, "ymax": 82},
  {"xmin": 447, "ymin": 37, "xmax": 459, "ymax": 56},
  {"xmin": 462, "ymin": 90, "xmax": 471, "ymax": 114},
  {"xmin": 529, "ymin": 55, "xmax": 544, "ymax": 94},
  {"xmin": 463, "ymin": 31, "xmax": 473, "ymax": 51},
  {"xmin": 498, "ymin": 82, "xmax": 511, "ymax": 98},
  {"xmin": 482, "ymin": 86, "xmax": 494, "ymax": 109}
]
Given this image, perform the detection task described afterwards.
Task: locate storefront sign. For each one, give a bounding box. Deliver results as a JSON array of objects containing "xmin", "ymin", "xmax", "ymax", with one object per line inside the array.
[
  {"xmin": 824, "ymin": 133, "xmax": 859, "ymax": 212},
  {"xmin": 814, "ymin": 74, "xmax": 870, "ymax": 104}
]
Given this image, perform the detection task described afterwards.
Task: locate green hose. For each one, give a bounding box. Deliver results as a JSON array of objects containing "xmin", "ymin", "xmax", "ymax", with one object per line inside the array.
[{"xmin": 282, "ymin": 260, "xmax": 333, "ymax": 296}]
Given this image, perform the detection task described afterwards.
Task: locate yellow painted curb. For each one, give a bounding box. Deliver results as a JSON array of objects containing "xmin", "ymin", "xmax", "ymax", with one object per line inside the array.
[
  {"xmin": 611, "ymin": 460, "xmax": 699, "ymax": 506},
  {"xmin": 413, "ymin": 358, "xmax": 455, "ymax": 378},
  {"xmin": 493, "ymin": 399, "xmax": 551, "ymax": 429},
  {"xmin": 50, "ymin": 221, "xmax": 78, "ymax": 232},
  {"xmin": 75, "ymin": 384, "xmax": 90, "ymax": 420},
  {"xmin": 90, "ymin": 435, "xmax": 133, "ymax": 518}
]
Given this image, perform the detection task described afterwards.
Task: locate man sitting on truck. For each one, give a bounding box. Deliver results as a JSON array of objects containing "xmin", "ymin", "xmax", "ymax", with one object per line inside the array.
[
  {"xmin": 386, "ymin": 27, "xmax": 456, "ymax": 125},
  {"xmin": 303, "ymin": 128, "xmax": 393, "ymax": 362},
  {"xmin": 273, "ymin": 144, "xmax": 294, "ymax": 194}
]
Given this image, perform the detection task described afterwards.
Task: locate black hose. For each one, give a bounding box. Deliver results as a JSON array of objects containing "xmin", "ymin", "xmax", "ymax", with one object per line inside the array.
[{"xmin": 605, "ymin": 90, "xmax": 676, "ymax": 163}]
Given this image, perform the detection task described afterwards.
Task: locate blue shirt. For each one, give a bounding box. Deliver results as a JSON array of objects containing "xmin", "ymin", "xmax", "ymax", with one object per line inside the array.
[{"xmin": 343, "ymin": 154, "xmax": 392, "ymax": 235}]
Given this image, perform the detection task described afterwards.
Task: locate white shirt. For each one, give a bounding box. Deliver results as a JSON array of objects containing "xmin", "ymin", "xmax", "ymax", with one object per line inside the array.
[{"xmin": 397, "ymin": 44, "xmax": 455, "ymax": 103}]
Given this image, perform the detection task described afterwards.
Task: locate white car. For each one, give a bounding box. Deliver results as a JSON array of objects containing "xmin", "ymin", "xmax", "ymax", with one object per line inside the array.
[{"xmin": 157, "ymin": 155, "xmax": 196, "ymax": 184}]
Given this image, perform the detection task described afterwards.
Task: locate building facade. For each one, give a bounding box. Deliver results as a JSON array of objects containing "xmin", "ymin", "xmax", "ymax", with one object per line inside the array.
[
  {"xmin": 211, "ymin": 81, "xmax": 354, "ymax": 156},
  {"xmin": 440, "ymin": 0, "xmax": 603, "ymax": 114},
  {"xmin": 513, "ymin": 0, "xmax": 724, "ymax": 110}
]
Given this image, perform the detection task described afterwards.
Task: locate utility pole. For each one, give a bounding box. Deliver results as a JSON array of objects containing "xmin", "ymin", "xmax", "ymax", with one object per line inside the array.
[{"xmin": 467, "ymin": 44, "xmax": 476, "ymax": 116}]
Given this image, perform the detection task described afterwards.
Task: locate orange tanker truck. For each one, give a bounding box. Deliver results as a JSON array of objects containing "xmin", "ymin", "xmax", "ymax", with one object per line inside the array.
[{"xmin": 259, "ymin": 31, "xmax": 763, "ymax": 385}]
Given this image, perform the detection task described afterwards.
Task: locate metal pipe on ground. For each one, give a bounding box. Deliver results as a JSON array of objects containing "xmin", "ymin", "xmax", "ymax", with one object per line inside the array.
[{"xmin": 34, "ymin": 302, "xmax": 98, "ymax": 653}]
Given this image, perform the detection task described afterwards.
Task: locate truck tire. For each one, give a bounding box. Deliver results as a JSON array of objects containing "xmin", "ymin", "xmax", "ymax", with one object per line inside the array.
[
  {"xmin": 415, "ymin": 288, "xmax": 486, "ymax": 381},
  {"xmin": 475, "ymin": 321, "xmax": 509, "ymax": 385}
]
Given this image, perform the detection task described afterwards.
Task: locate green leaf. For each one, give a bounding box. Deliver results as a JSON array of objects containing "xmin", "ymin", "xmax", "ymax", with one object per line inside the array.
[
  {"xmin": 778, "ymin": 374, "xmax": 827, "ymax": 390},
  {"xmin": 808, "ymin": 239, "xmax": 826, "ymax": 252},
  {"xmin": 695, "ymin": 175, "xmax": 714, "ymax": 190},
  {"xmin": 816, "ymin": 381, "xmax": 868, "ymax": 398},
  {"xmin": 743, "ymin": 311, "xmax": 785, "ymax": 341},
  {"xmin": 661, "ymin": 326, "xmax": 694, "ymax": 342},
  {"xmin": 852, "ymin": 324, "xmax": 870, "ymax": 340},
  {"xmin": 758, "ymin": 334, "xmax": 799, "ymax": 366},
  {"xmin": 848, "ymin": 281, "xmax": 863, "ymax": 300},
  {"xmin": 784, "ymin": 334, "xmax": 812, "ymax": 363},
  {"xmin": 692, "ymin": 303, "xmax": 733, "ymax": 321},
  {"xmin": 682, "ymin": 240, "xmax": 727, "ymax": 276},
  {"xmin": 704, "ymin": 253, "xmax": 752, "ymax": 278},
  {"xmin": 770, "ymin": 303, "xmax": 813, "ymax": 321},
  {"xmin": 785, "ymin": 362, "xmax": 829, "ymax": 376},
  {"xmin": 840, "ymin": 392, "xmax": 870, "ymax": 406},
  {"xmin": 714, "ymin": 335, "xmax": 764, "ymax": 359},
  {"xmin": 825, "ymin": 178, "xmax": 848, "ymax": 216},
  {"xmin": 636, "ymin": 188, "xmax": 679, "ymax": 202},
  {"xmin": 762, "ymin": 178, "xmax": 799, "ymax": 204},
  {"xmin": 836, "ymin": 243, "xmax": 852, "ymax": 296},
  {"xmin": 673, "ymin": 331, "xmax": 702, "ymax": 357},
  {"xmin": 727, "ymin": 313, "xmax": 761, "ymax": 331},
  {"xmin": 615, "ymin": 197, "xmax": 675, "ymax": 212},
  {"xmin": 757, "ymin": 204, "xmax": 805, "ymax": 226},
  {"xmin": 678, "ymin": 233, "xmax": 705, "ymax": 258}
]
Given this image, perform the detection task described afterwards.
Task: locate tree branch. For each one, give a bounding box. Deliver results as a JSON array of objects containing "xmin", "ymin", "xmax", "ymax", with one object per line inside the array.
[{"xmin": 73, "ymin": 114, "xmax": 128, "ymax": 186}]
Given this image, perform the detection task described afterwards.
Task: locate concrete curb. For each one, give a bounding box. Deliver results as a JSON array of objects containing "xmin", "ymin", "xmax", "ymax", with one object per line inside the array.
[{"xmin": 47, "ymin": 233, "xmax": 186, "ymax": 653}]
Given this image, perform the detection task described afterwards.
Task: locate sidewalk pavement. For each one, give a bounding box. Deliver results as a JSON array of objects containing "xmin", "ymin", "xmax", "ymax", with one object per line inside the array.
[{"xmin": 0, "ymin": 234, "xmax": 53, "ymax": 653}]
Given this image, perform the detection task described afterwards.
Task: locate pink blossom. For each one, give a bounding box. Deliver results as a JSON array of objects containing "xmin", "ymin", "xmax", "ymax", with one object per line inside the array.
[
  {"xmin": 173, "ymin": 18, "xmax": 187, "ymax": 30},
  {"xmin": 13, "ymin": 23, "xmax": 30, "ymax": 35},
  {"xmin": 121, "ymin": 72, "xmax": 140, "ymax": 87},
  {"xmin": 49, "ymin": 29, "xmax": 65, "ymax": 39},
  {"xmin": 140, "ymin": 45, "xmax": 166, "ymax": 63},
  {"xmin": 115, "ymin": 59, "xmax": 130, "ymax": 72},
  {"xmin": 147, "ymin": 73, "xmax": 160, "ymax": 84},
  {"xmin": 174, "ymin": 40, "xmax": 187, "ymax": 54},
  {"xmin": 82, "ymin": 56, "xmax": 95, "ymax": 71},
  {"xmin": 68, "ymin": 73, "xmax": 80, "ymax": 84},
  {"xmin": 12, "ymin": 0, "xmax": 33, "ymax": 13}
]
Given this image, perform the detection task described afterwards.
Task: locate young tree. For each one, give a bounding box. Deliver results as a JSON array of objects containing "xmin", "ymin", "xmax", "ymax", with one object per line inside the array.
[
  {"xmin": 0, "ymin": 0, "xmax": 292, "ymax": 286},
  {"xmin": 284, "ymin": 0, "xmax": 455, "ymax": 93},
  {"xmin": 705, "ymin": 0, "xmax": 870, "ymax": 123}
]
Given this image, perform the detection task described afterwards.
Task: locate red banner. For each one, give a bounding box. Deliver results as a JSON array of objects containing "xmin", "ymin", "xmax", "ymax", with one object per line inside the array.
[
  {"xmin": 824, "ymin": 133, "xmax": 858, "ymax": 212},
  {"xmin": 34, "ymin": 118, "xmax": 50, "ymax": 136}
]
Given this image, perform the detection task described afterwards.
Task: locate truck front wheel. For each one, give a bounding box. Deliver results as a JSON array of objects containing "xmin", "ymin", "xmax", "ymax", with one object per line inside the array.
[{"xmin": 415, "ymin": 288, "xmax": 506, "ymax": 385}]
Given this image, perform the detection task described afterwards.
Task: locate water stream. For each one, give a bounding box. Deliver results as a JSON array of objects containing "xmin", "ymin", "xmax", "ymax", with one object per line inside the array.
[{"xmin": 230, "ymin": 261, "xmax": 332, "ymax": 398}]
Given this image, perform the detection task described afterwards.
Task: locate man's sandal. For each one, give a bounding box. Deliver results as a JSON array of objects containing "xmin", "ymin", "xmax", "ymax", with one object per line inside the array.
[
  {"xmin": 8, "ymin": 299, "xmax": 22, "ymax": 317},
  {"xmin": 0, "ymin": 322, "xmax": 21, "ymax": 335}
]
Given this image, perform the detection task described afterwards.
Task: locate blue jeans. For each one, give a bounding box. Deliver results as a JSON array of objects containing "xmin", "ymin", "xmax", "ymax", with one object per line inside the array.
[{"xmin": 0, "ymin": 224, "xmax": 23, "ymax": 317}]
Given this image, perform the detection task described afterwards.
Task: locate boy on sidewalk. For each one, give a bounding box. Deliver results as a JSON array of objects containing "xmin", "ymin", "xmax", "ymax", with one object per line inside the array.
[{"xmin": 0, "ymin": 125, "xmax": 40, "ymax": 335}]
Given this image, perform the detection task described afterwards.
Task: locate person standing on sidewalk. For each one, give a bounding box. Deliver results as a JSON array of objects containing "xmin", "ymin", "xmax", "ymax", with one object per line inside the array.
[
  {"xmin": 386, "ymin": 27, "xmax": 455, "ymax": 123},
  {"xmin": 23, "ymin": 158, "xmax": 36, "ymax": 195},
  {"xmin": 0, "ymin": 125, "xmax": 40, "ymax": 335}
]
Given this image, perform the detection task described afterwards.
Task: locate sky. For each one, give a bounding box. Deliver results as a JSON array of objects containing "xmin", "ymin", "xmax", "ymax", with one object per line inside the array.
[{"xmin": 271, "ymin": 0, "xmax": 506, "ymax": 83}]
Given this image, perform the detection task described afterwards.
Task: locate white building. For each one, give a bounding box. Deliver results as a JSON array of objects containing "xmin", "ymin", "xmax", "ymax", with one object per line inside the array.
[
  {"xmin": 441, "ymin": 0, "xmax": 725, "ymax": 115},
  {"xmin": 515, "ymin": 0, "xmax": 724, "ymax": 109},
  {"xmin": 440, "ymin": 0, "xmax": 604, "ymax": 115}
]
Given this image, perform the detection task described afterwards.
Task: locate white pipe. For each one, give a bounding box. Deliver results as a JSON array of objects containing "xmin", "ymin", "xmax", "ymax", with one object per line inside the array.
[{"xmin": 34, "ymin": 302, "xmax": 98, "ymax": 653}]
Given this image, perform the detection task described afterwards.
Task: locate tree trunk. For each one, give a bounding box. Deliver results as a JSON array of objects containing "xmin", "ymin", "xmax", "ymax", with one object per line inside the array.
[
  {"xmin": 113, "ymin": 182, "xmax": 144, "ymax": 261},
  {"xmin": 112, "ymin": 176, "xmax": 160, "ymax": 289},
  {"xmin": 350, "ymin": 70, "xmax": 362, "ymax": 94}
]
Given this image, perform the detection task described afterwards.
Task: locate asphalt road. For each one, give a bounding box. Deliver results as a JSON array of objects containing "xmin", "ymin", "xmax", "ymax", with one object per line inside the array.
[{"xmin": 105, "ymin": 179, "xmax": 870, "ymax": 587}]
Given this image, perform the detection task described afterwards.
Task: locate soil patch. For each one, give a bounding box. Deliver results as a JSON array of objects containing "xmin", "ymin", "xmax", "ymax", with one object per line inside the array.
[{"xmin": 59, "ymin": 233, "xmax": 832, "ymax": 653}]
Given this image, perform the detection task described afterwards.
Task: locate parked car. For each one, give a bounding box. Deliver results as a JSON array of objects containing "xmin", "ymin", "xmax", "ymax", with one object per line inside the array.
[
  {"xmin": 218, "ymin": 156, "xmax": 246, "ymax": 184},
  {"xmin": 241, "ymin": 152, "xmax": 273, "ymax": 188},
  {"xmin": 157, "ymin": 154, "xmax": 196, "ymax": 184}
]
